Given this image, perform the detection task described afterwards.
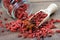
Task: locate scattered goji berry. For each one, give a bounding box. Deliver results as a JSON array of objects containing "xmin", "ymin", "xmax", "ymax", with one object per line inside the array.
[
  {"xmin": 0, "ymin": 20, "xmax": 2, "ymax": 23},
  {"xmin": 0, "ymin": 11, "xmax": 3, "ymax": 15},
  {"xmin": 4, "ymin": 18, "xmax": 8, "ymax": 21},
  {"xmin": 56, "ymin": 30, "xmax": 60, "ymax": 33},
  {"xmin": 47, "ymin": 34, "xmax": 52, "ymax": 37},
  {"xmin": 1, "ymin": 30, "xmax": 4, "ymax": 33},
  {"xmin": 56, "ymin": 20, "xmax": 60, "ymax": 22},
  {"xmin": 2, "ymin": 1, "xmax": 60, "ymax": 40},
  {"xmin": 18, "ymin": 34, "xmax": 22, "ymax": 37}
]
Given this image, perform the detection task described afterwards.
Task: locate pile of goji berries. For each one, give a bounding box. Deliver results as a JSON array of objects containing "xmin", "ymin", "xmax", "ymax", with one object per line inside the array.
[
  {"xmin": 3, "ymin": 0, "xmax": 12, "ymax": 14},
  {"xmin": 3, "ymin": 0, "xmax": 28, "ymax": 16},
  {"xmin": 5, "ymin": 12, "xmax": 60, "ymax": 40},
  {"xmin": 3, "ymin": 0, "xmax": 22, "ymax": 9},
  {"xmin": 15, "ymin": 4, "xmax": 28, "ymax": 19},
  {"xmin": 3, "ymin": 0, "xmax": 29, "ymax": 19},
  {"xmin": 30, "ymin": 11, "xmax": 48, "ymax": 27},
  {"xmin": 0, "ymin": 8, "xmax": 60, "ymax": 40},
  {"xmin": 2, "ymin": 0, "xmax": 60, "ymax": 40}
]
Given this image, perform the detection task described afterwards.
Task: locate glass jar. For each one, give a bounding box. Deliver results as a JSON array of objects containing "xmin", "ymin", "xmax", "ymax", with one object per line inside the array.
[
  {"xmin": 11, "ymin": 0, "xmax": 30, "ymax": 19},
  {"xmin": 2, "ymin": 0, "xmax": 30, "ymax": 19}
]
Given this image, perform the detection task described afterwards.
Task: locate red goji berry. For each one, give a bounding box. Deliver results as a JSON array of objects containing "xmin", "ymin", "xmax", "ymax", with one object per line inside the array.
[
  {"xmin": 0, "ymin": 20, "xmax": 2, "ymax": 23},
  {"xmin": 56, "ymin": 20, "xmax": 60, "ymax": 22},
  {"xmin": 0, "ymin": 11, "xmax": 3, "ymax": 15},
  {"xmin": 4, "ymin": 18, "xmax": 8, "ymax": 21},
  {"xmin": 56, "ymin": 30, "xmax": 60, "ymax": 33},
  {"xmin": 47, "ymin": 34, "xmax": 52, "ymax": 37},
  {"xmin": 18, "ymin": 34, "xmax": 22, "ymax": 37}
]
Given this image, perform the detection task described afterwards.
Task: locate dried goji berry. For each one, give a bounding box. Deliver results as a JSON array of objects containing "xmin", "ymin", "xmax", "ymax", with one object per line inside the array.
[
  {"xmin": 1, "ymin": 30, "xmax": 4, "ymax": 33},
  {"xmin": 56, "ymin": 30, "xmax": 60, "ymax": 33},
  {"xmin": 18, "ymin": 34, "xmax": 22, "ymax": 37},
  {"xmin": 56, "ymin": 20, "xmax": 60, "ymax": 22},
  {"xmin": 4, "ymin": 18, "xmax": 8, "ymax": 21}
]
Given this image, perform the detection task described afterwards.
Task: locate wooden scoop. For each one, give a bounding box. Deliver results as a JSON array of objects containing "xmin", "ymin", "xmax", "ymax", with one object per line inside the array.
[{"xmin": 29, "ymin": 3, "xmax": 58, "ymax": 27}]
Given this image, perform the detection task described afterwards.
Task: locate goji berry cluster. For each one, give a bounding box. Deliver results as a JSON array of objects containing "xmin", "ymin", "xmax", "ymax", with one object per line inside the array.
[
  {"xmin": 30, "ymin": 11, "xmax": 48, "ymax": 27},
  {"xmin": 3, "ymin": 0, "xmax": 28, "ymax": 17},
  {"xmin": 3, "ymin": 0, "xmax": 22, "ymax": 9},
  {"xmin": 0, "ymin": 10, "xmax": 60, "ymax": 40},
  {"xmin": 2, "ymin": 0, "xmax": 60, "ymax": 40},
  {"xmin": 5, "ymin": 18, "xmax": 59, "ymax": 39},
  {"xmin": 15, "ymin": 4, "xmax": 28, "ymax": 19},
  {"xmin": 5, "ymin": 14, "xmax": 60, "ymax": 40}
]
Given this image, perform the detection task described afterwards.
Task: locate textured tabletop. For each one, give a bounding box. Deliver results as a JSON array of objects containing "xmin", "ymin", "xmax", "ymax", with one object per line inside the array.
[{"xmin": 0, "ymin": 0, "xmax": 60, "ymax": 40}]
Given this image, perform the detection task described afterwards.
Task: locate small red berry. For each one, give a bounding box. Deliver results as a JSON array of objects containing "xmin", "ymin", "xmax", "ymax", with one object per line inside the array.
[
  {"xmin": 56, "ymin": 30, "xmax": 60, "ymax": 33},
  {"xmin": 4, "ymin": 18, "xmax": 8, "ymax": 21}
]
